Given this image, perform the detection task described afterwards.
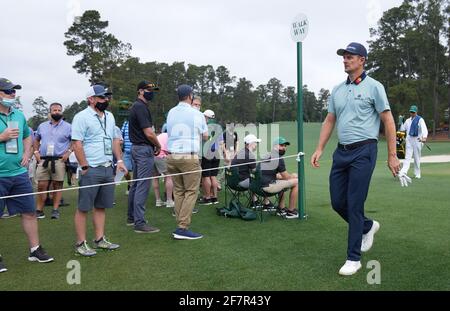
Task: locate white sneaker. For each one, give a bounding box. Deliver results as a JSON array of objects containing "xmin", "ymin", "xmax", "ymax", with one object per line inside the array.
[
  {"xmin": 415, "ymin": 175, "xmax": 421, "ymax": 179},
  {"xmin": 155, "ymin": 199, "xmax": 165, "ymax": 207},
  {"xmin": 361, "ymin": 220, "xmax": 380, "ymax": 252},
  {"xmin": 165, "ymin": 200, "xmax": 175, "ymax": 208},
  {"xmin": 125, "ymin": 190, "xmax": 129, "ymax": 195},
  {"xmin": 339, "ymin": 260, "xmax": 362, "ymax": 276}
]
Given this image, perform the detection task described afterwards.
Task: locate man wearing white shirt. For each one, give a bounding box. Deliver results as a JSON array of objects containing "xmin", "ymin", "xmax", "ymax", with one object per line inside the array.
[{"xmin": 399, "ymin": 105, "xmax": 428, "ymax": 179}]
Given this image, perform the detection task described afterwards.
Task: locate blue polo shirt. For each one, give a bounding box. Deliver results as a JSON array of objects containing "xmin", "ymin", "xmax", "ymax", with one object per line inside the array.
[
  {"xmin": 0, "ymin": 108, "xmax": 30, "ymax": 177},
  {"xmin": 35, "ymin": 119, "xmax": 72, "ymax": 156},
  {"xmin": 328, "ymin": 73, "xmax": 391, "ymax": 145},
  {"xmin": 167, "ymin": 102, "xmax": 208, "ymax": 154},
  {"xmin": 71, "ymin": 107, "xmax": 119, "ymax": 167}
]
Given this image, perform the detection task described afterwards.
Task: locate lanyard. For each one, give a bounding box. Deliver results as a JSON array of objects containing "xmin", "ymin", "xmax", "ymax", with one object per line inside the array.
[{"xmin": 96, "ymin": 113, "xmax": 108, "ymax": 137}]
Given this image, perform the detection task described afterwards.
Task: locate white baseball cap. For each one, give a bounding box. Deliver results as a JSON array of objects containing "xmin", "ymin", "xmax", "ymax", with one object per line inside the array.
[
  {"xmin": 244, "ymin": 134, "xmax": 262, "ymax": 144},
  {"xmin": 203, "ymin": 109, "xmax": 215, "ymax": 118},
  {"xmin": 86, "ymin": 84, "xmax": 112, "ymax": 98}
]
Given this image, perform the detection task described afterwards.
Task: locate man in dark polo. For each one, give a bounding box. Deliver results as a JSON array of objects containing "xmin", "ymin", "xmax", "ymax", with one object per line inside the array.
[{"xmin": 127, "ymin": 81, "xmax": 161, "ymax": 233}]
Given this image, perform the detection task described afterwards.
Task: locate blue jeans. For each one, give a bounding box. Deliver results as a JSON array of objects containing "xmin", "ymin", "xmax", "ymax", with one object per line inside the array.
[
  {"xmin": 329, "ymin": 142, "xmax": 377, "ymax": 261},
  {"xmin": 128, "ymin": 145, "xmax": 154, "ymax": 227}
]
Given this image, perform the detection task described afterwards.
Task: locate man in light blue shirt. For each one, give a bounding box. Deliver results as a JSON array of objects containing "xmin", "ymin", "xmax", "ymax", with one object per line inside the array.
[
  {"xmin": 34, "ymin": 102, "xmax": 72, "ymax": 219},
  {"xmin": 311, "ymin": 43, "xmax": 400, "ymax": 276},
  {"xmin": 71, "ymin": 85, "xmax": 127, "ymax": 257},
  {"xmin": 167, "ymin": 85, "xmax": 208, "ymax": 240}
]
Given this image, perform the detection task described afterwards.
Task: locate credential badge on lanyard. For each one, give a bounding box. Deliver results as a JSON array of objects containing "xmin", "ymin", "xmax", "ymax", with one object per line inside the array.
[{"xmin": 97, "ymin": 114, "xmax": 113, "ymax": 155}]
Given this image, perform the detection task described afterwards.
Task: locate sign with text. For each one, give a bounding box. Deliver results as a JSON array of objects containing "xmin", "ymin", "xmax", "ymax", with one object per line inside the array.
[{"xmin": 290, "ymin": 13, "xmax": 309, "ymax": 42}]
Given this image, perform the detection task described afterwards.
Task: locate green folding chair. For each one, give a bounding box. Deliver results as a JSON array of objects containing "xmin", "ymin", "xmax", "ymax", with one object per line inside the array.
[
  {"xmin": 249, "ymin": 164, "xmax": 286, "ymax": 222},
  {"xmin": 223, "ymin": 166, "xmax": 252, "ymax": 211}
]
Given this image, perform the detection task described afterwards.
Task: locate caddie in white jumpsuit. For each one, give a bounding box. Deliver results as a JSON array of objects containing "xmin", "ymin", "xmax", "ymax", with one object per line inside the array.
[{"xmin": 399, "ymin": 105, "xmax": 428, "ymax": 179}]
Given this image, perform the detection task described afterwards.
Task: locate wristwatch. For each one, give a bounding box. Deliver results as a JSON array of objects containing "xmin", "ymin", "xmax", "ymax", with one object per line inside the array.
[{"xmin": 81, "ymin": 165, "xmax": 89, "ymax": 170}]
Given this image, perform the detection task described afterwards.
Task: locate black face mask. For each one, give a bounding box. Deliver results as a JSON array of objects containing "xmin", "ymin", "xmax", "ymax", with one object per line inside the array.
[
  {"xmin": 278, "ymin": 149, "xmax": 286, "ymax": 156},
  {"xmin": 143, "ymin": 91, "xmax": 154, "ymax": 101},
  {"xmin": 95, "ymin": 102, "xmax": 109, "ymax": 112},
  {"xmin": 51, "ymin": 114, "xmax": 63, "ymax": 121}
]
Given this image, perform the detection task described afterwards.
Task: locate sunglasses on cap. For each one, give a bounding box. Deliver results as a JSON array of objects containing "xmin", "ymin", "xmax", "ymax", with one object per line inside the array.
[{"xmin": 1, "ymin": 89, "xmax": 16, "ymax": 95}]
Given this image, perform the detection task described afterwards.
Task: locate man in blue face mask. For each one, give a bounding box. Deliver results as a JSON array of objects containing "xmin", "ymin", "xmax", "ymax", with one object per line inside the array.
[{"xmin": 0, "ymin": 77, "xmax": 54, "ymax": 273}]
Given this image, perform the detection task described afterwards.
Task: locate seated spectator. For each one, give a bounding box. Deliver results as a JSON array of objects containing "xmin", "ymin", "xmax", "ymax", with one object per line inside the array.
[
  {"xmin": 260, "ymin": 137, "xmax": 299, "ymax": 219},
  {"xmin": 231, "ymin": 134, "xmax": 260, "ymax": 189}
]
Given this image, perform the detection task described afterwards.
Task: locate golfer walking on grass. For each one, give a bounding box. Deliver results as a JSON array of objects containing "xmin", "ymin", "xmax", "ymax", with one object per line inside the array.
[{"xmin": 311, "ymin": 43, "xmax": 400, "ymax": 276}]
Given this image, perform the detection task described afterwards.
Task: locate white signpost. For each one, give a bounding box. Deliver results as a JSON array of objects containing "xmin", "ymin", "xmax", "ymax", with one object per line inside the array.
[{"xmin": 291, "ymin": 13, "xmax": 309, "ymax": 43}]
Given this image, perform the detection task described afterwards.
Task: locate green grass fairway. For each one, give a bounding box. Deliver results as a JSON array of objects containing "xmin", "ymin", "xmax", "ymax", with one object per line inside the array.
[{"xmin": 1, "ymin": 122, "xmax": 449, "ymax": 290}]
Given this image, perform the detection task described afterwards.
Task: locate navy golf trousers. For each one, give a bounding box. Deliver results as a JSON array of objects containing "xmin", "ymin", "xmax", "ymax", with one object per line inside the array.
[{"xmin": 330, "ymin": 140, "xmax": 377, "ymax": 261}]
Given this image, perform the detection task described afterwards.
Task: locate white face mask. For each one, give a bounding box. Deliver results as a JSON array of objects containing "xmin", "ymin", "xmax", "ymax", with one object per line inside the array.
[{"xmin": 193, "ymin": 106, "xmax": 200, "ymax": 111}]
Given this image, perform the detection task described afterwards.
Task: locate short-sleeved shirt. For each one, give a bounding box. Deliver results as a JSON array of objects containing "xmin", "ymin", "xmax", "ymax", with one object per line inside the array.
[
  {"xmin": 156, "ymin": 133, "xmax": 169, "ymax": 159},
  {"xmin": 71, "ymin": 107, "xmax": 119, "ymax": 167},
  {"xmin": 129, "ymin": 99, "xmax": 154, "ymax": 146},
  {"xmin": 231, "ymin": 147, "xmax": 256, "ymax": 181},
  {"xmin": 114, "ymin": 126, "xmax": 123, "ymax": 141},
  {"xmin": 35, "ymin": 120, "xmax": 72, "ymax": 156},
  {"xmin": 260, "ymin": 150, "xmax": 286, "ymax": 187},
  {"xmin": 0, "ymin": 108, "xmax": 30, "ymax": 177},
  {"xmin": 328, "ymin": 73, "xmax": 391, "ymax": 145},
  {"xmin": 121, "ymin": 121, "xmax": 132, "ymax": 153},
  {"xmin": 167, "ymin": 102, "xmax": 208, "ymax": 154}
]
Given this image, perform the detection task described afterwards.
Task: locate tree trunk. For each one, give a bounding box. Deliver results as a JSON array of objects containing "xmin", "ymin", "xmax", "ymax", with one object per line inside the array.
[{"xmin": 272, "ymin": 101, "xmax": 276, "ymax": 123}]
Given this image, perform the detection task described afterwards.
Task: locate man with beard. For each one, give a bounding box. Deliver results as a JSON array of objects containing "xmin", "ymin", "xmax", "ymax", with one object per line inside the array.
[
  {"xmin": 34, "ymin": 102, "xmax": 72, "ymax": 220},
  {"xmin": 260, "ymin": 137, "xmax": 299, "ymax": 219},
  {"xmin": 71, "ymin": 85, "xmax": 127, "ymax": 256}
]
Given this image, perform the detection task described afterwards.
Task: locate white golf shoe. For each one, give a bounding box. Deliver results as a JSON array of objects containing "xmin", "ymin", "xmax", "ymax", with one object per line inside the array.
[
  {"xmin": 361, "ymin": 220, "xmax": 380, "ymax": 252},
  {"xmin": 339, "ymin": 260, "xmax": 362, "ymax": 276}
]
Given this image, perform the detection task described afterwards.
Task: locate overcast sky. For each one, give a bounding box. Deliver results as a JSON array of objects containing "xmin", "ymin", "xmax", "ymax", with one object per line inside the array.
[{"xmin": 1, "ymin": 0, "xmax": 402, "ymax": 119}]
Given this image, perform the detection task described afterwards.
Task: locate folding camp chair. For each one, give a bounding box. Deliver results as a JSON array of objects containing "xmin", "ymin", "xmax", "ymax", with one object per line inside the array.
[
  {"xmin": 249, "ymin": 164, "xmax": 286, "ymax": 222},
  {"xmin": 223, "ymin": 166, "xmax": 252, "ymax": 211}
]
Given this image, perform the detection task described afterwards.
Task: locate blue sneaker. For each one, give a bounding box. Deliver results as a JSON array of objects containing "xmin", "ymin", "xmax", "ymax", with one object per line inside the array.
[{"xmin": 172, "ymin": 228, "xmax": 203, "ymax": 240}]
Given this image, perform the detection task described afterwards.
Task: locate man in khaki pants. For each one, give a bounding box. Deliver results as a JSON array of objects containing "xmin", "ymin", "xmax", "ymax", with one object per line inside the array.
[{"xmin": 166, "ymin": 85, "xmax": 208, "ymax": 240}]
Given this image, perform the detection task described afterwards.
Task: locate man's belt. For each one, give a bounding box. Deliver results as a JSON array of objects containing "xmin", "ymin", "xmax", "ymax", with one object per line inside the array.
[
  {"xmin": 337, "ymin": 139, "xmax": 377, "ymax": 151},
  {"xmin": 168, "ymin": 152, "xmax": 197, "ymax": 155},
  {"xmin": 41, "ymin": 156, "xmax": 63, "ymax": 174}
]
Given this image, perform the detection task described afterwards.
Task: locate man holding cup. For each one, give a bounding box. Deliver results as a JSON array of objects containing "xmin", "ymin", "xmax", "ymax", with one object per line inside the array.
[{"xmin": 0, "ymin": 78, "xmax": 54, "ymax": 273}]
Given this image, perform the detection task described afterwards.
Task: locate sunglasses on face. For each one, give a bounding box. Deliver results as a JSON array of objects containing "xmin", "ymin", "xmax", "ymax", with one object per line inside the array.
[
  {"xmin": 2, "ymin": 89, "xmax": 16, "ymax": 95},
  {"xmin": 95, "ymin": 95, "xmax": 107, "ymax": 100}
]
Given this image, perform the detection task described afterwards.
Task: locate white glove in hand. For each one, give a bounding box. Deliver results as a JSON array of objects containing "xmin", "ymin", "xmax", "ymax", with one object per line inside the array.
[{"xmin": 398, "ymin": 173, "xmax": 412, "ymax": 187}]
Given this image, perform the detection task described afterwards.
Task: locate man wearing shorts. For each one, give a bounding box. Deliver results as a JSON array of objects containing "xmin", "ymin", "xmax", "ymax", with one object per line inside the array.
[
  {"xmin": 260, "ymin": 137, "xmax": 299, "ymax": 219},
  {"xmin": 0, "ymin": 77, "xmax": 54, "ymax": 272},
  {"xmin": 152, "ymin": 130, "xmax": 174, "ymax": 208},
  {"xmin": 199, "ymin": 110, "xmax": 222, "ymax": 205},
  {"xmin": 34, "ymin": 102, "xmax": 72, "ymax": 220},
  {"xmin": 71, "ymin": 85, "xmax": 127, "ymax": 257}
]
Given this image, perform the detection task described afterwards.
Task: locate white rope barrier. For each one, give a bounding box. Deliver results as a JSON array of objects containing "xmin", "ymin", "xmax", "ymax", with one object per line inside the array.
[{"xmin": 0, "ymin": 154, "xmax": 301, "ymax": 200}]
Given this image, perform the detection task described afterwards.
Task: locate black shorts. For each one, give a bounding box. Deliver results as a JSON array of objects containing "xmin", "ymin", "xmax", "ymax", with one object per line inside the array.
[{"xmin": 201, "ymin": 158, "xmax": 220, "ymax": 177}]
